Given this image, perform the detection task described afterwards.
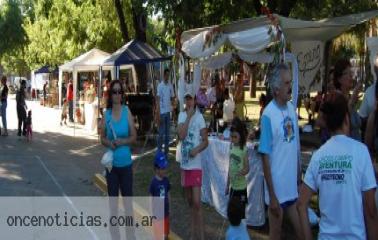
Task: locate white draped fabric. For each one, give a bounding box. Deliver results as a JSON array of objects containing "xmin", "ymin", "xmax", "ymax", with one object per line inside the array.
[
  {"xmin": 228, "ymin": 26, "xmax": 273, "ymax": 54},
  {"xmin": 201, "ymin": 52, "xmax": 233, "ymax": 70},
  {"xmin": 182, "ymin": 30, "xmax": 227, "ymax": 59},
  {"xmin": 182, "ymin": 26, "xmax": 273, "ymax": 59},
  {"xmin": 201, "ymin": 138, "xmax": 266, "ymax": 226},
  {"xmin": 367, "ymin": 37, "xmax": 378, "ymax": 81},
  {"xmin": 84, "ymin": 101, "xmax": 98, "ymax": 132}
]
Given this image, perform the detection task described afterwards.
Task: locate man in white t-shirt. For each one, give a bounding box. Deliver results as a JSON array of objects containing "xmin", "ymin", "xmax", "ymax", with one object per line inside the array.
[
  {"xmin": 177, "ymin": 90, "xmax": 208, "ymax": 240},
  {"xmin": 359, "ymin": 58, "xmax": 378, "ymax": 142},
  {"xmin": 297, "ymin": 92, "xmax": 377, "ymax": 240},
  {"xmin": 359, "ymin": 81, "xmax": 376, "ymax": 120},
  {"xmin": 156, "ymin": 69, "xmax": 175, "ymax": 156},
  {"xmin": 258, "ymin": 64, "xmax": 302, "ymax": 239}
]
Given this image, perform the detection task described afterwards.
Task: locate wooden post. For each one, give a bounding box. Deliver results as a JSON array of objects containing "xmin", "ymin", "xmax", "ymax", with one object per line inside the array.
[{"xmin": 249, "ymin": 65, "xmax": 256, "ymax": 98}]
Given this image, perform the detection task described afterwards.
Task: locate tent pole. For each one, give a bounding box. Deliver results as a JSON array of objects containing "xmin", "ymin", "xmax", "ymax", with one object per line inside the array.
[
  {"xmin": 58, "ymin": 69, "xmax": 63, "ymax": 108},
  {"xmin": 323, "ymin": 40, "xmax": 332, "ymax": 93}
]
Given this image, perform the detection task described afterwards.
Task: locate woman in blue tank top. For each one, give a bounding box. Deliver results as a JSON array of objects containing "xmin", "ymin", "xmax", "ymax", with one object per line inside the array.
[{"xmin": 100, "ymin": 80, "xmax": 136, "ymax": 196}]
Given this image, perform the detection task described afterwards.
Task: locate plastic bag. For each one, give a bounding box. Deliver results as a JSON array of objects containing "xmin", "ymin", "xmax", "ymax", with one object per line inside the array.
[{"xmin": 308, "ymin": 207, "xmax": 319, "ymax": 226}]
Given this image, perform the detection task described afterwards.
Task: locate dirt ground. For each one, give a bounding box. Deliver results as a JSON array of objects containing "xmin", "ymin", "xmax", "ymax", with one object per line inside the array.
[{"xmin": 131, "ymin": 148, "xmax": 319, "ymax": 240}]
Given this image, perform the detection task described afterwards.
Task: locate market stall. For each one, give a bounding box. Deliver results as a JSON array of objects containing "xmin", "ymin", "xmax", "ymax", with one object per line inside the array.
[
  {"xmin": 31, "ymin": 66, "xmax": 58, "ymax": 105},
  {"xmin": 180, "ymin": 10, "xmax": 378, "ymax": 223},
  {"xmin": 58, "ymin": 48, "xmax": 111, "ymax": 132}
]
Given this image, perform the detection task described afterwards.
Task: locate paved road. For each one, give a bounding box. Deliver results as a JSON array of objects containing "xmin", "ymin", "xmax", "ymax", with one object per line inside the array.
[{"xmin": 0, "ymin": 97, "xmax": 104, "ymax": 196}]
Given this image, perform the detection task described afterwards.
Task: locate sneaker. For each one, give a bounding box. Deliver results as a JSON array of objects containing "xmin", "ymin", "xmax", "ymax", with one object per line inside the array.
[{"xmin": 17, "ymin": 132, "xmax": 21, "ymax": 137}]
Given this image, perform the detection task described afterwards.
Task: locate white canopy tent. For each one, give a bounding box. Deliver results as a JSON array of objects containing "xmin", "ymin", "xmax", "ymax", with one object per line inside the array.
[
  {"xmin": 180, "ymin": 10, "xmax": 378, "ymax": 98},
  {"xmin": 58, "ymin": 48, "xmax": 111, "ymax": 109},
  {"xmin": 181, "ymin": 10, "xmax": 378, "ymax": 43}
]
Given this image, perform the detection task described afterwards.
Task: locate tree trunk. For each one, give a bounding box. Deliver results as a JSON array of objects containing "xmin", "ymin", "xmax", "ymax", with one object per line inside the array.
[
  {"xmin": 267, "ymin": 0, "xmax": 278, "ymax": 14},
  {"xmin": 253, "ymin": 0, "xmax": 263, "ymax": 15},
  {"xmin": 114, "ymin": 0, "xmax": 130, "ymax": 43},
  {"xmin": 279, "ymin": 0, "xmax": 297, "ymax": 17},
  {"xmin": 131, "ymin": 6, "xmax": 147, "ymax": 91},
  {"xmin": 132, "ymin": 7, "xmax": 147, "ymax": 42}
]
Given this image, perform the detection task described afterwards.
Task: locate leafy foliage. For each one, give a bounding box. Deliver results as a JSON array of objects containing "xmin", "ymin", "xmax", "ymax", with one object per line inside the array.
[
  {"xmin": 22, "ymin": 0, "xmax": 125, "ymax": 70},
  {"xmin": 0, "ymin": 0, "xmax": 378, "ymax": 76},
  {"xmin": 0, "ymin": 0, "xmax": 27, "ymax": 56}
]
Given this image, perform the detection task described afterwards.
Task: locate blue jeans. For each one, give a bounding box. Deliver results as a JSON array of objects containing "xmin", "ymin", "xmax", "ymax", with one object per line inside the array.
[
  {"xmin": 1, "ymin": 101, "xmax": 7, "ymax": 130},
  {"xmin": 157, "ymin": 112, "xmax": 170, "ymax": 155},
  {"xmin": 106, "ymin": 165, "xmax": 133, "ymax": 197}
]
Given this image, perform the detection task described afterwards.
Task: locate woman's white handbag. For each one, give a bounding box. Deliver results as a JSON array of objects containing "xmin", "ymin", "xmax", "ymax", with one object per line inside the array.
[
  {"xmin": 101, "ymin": 120, "xmax": 117, "ymax": 174},
  {"xmin": 101, "ymin": 150, "xmax": 113, "ymax": 167}
]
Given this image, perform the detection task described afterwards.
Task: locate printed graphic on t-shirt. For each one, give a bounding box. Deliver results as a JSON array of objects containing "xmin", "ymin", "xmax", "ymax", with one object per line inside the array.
[
  {"xmin": 230, "ymin": 153, "xmax": 242, "ymax": 181},
  {"xmin": 230, "ymin": 153, "xmax": 241, "ymax": 164},
  {"xmin": 318, "ymin": 155, "xmax": 352, "ymax": 185},
  {"xmin": 282, "ymin": 116, "xmax": 294, "ymax": 143},
  {"xmin": 159, "ymin": 185, "xmax": 166, "ymax": 199},
  {"xmin": 181, "ymin": 132, "xmax": 195, "ymax": 166}
]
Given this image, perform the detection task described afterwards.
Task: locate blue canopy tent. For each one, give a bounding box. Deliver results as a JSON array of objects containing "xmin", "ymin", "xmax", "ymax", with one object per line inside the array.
[
  {"xmin": 31, "ymin": 66, "xmax": 58, "ymax": 98},
  {"xmin": 102, "ymin": 39, "xmax": 171, "ymax": 85},
  {"xmin": 101, "ymin": 39, "xmax": 172, "ymax": 133},
  {"xmin": 102, "ymin": 39, "xmax": 171, "ymax": 66},
  {"xmin": 34, "ymin": 65, "xmax": 58, "ymax": 74}
]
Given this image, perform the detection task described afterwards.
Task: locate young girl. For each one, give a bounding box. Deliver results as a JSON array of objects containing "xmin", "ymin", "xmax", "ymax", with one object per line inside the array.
[
  {"xmin": 177, "ymin": 91, "xmax": 208, "ymax": 240},
  {"xmin": 60, "ymin": 99, "xmax": 68, "ymax": 126},
  {"xmin": 225, "ymin": 117, "xmax": 249, "ymax": 218},
  {"xmin": 25, "ymin": 110, "xmax": 32, "ymax": 141}
]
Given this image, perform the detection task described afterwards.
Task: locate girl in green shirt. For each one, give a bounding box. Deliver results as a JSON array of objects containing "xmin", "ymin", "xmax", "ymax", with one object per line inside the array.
[{"xmin": 225, "ymin": 117, "xmax": 250, "ymax": 218}]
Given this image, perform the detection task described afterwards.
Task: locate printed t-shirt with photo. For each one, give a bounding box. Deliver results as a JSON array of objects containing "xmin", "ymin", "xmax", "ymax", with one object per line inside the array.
[
  {"xmin": 258, "ymin": 100, "xmax": 300, "ymax": 205},
  {"xmin": 176, "ymin": 110, "xmax": 206, "ymax": 170}
]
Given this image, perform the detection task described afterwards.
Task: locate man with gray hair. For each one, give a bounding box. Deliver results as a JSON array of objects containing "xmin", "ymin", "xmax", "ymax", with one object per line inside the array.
[{"xmin": 258, "ymin": 63, "xmax": 302, "ymax": 239}]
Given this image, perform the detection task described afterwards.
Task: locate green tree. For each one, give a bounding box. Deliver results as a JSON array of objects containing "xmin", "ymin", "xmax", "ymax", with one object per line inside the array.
[
  {"xmin": 23, "ymin": 0, "xmax": 124, "ymax": 70},
  {"xmin": 0, "ymin": 0, "xmax": 28, "ymax": 75},
  {"xmin": 0, "ymin": 0, "xmax": 27, "ymax": 56}
]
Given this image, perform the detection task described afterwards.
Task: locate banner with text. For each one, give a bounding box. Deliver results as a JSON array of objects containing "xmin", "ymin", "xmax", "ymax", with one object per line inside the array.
[{"xmin": 292, "ymin": 41, "xmax": 324, "ymax": 94}]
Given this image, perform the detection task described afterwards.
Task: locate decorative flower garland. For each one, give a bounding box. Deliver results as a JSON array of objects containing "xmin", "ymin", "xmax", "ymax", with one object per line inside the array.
[
  {"xmin": 262, "ymin": 7, "xmax": 286, "ymax": 64},
  {"xmin": 202, "ymin": 26, "xmax": 224, "ymax": 51}
]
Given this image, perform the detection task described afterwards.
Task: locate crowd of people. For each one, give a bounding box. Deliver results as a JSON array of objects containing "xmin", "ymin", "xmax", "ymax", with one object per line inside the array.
[
  {"xmin": 1, "ymin": 57, "xmax": 377, "ymax": 239},
  {"xmin": 0, "ymin": 77, "xmax": 28, "ymax": 137},
  {"xmin": 97, "ymin": 58, "xmax": 377, "ymax": 240}
]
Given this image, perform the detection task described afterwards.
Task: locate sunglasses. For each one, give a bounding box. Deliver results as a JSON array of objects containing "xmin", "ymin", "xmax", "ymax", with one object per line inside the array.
[{"xmin": 112, "ymin": 89, "xmax": 123, "ymax": 95}]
